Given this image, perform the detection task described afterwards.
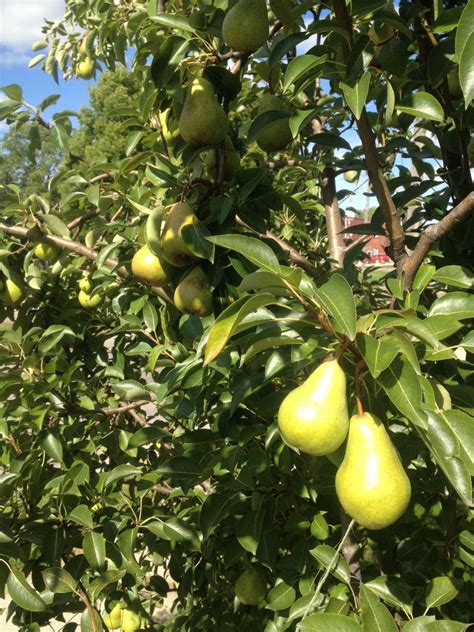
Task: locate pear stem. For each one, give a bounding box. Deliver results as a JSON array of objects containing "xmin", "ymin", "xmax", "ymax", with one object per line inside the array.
[
  {"xmin": 297, "ymin": 518, "xmax": 356, "ymax": 627},
  {"xmin": 336, "ymin": 337, "xmax": 351, "ymax": 360},
  {"xmin": 354, "ymin": 360, "xmax": 365, "ymax": 416}
]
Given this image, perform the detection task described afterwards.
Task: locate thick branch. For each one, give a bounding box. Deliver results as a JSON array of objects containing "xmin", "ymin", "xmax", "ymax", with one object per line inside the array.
[
  {"xmin": 321, "ymin": 166, "xmax": 345, "ymax": 267},
  {"xmin": 402, "ymin": 192, "xmax": 474, "ymax": 290}
]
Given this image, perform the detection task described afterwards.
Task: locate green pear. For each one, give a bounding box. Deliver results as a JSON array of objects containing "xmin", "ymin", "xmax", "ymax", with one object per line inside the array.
[
  {"xmin": 234, "ymin": 567, "xmax": 266, "ymax": 605},
  {"xmin": 178, "ymin": 77, "xmax": 228, "ymax": 145},
  {"xmin": 277, "ymin": 359, "xmax": 349, "ymax": 456},
  {"xmin": 159, "ymin": 108, "xmax": 180, "ymax": 144},
  {"xmin": 121, "ymin": 608, "xmax": 142, "ymax": 632},
  {"xmin": 336, "ymin": 412, "xmax": 411, "ymax": 530},
  {"xmin": 344, "ymin": 170, "xmax": 359, "ymax": 183},
  {"xmin": 255, "ymin": 94, "xmax": 292, "ymax": 153},
  {"xmin": 0, "ymin": 277, "xmax": 24, "ymax": 306},
  {"xmin": 222, "ymin": 0, "xmax": 269, "ymax": 52},
  {"xmin": 103, "ymin": 602, "xmax": 123, "ymax": 629},
  {"xmin": 76, "ymin": 57, "xmax": 94, "ymax": 79},
  {"xmin": 174, "ymin": 267, "xmax": 213, "ymax": 317},
  {"xmin": 131, "ymin": 244, "xmax": 170, "ymax": 286},
  {"xmin": 161, "ymin": 202, "xmax": 199, "ymax": 267},
  {"xmin": 34, "ymin": 242, "xmax": 60, "ymax": 262},
  {"xmin": 204, "ymin": 136, "xmax": 240, "ymax": 181}
]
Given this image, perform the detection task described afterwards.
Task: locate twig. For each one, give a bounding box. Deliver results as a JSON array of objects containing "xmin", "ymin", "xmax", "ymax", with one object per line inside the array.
[
  {"xmin": 100, "ymin": 400, "xmax": 149, "ymax": 415},
  {"xmin": 67, "ymin": 208, "xmax": 101, "ymax": 230}
]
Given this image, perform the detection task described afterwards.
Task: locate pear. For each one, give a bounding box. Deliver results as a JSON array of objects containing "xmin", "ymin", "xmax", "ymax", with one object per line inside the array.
[
  {"xmin": 161, "ymin": 202, "xmax": 199, "ymax": 267},
  {"xmin": 222, "ymin": 0, "xmax": 269, "ymax": 53},
  {"xmin": 234, "ymin": 567, "xmax": 266, "ymax": 605},
  {"xmin": 255, "ymin": 94, "xmax": 292, "ymax": 153},
  {"xmin": 121, "ymin": 609, "xmax": 142, "ymax": 632},
  {"xmin": 34, "ymin": 242, "xmax": 60, "ymax": 262},
  {"xmin": 0, "ymin": 278, "xmax": 24, "ymax": 306},
  {"xmin": 159, "ymin": 108, "xmax": 180, "ymax": 144},
  {"xmin": 78, "ymin": 290, "xmax": 102, "ymax": 309},
  {"xmin": 344, "ymin": 170, "xmax": 359, "ymax": 183},
  {"xmin": 103, "ymin": 602, "xmax": 123, "ymax": 629},
  {"xmin": 277, "ymin": 359, "xmax": 349, "ymax": 456},
  {"xmin": 174, "ymin": 267, "xmax": 213, "ymax": 317},
  {"xmin": 204, "ymin": 136, "xmax": 240, "ymax": 181},
  {"xmin": 178, "ymin": 77, "xmax": 228, "ymax": 145},
  {"xmin": 131, "ymin": 244, "xmax": 169, "ymax": 286},
  {"xmin": 78, "ymin": 275, "xmax": 92, "ymax": 292},
  {"xmin": 336, "ymin": 412, "xmax": 411, "ymax": 530},
  {"xmin": 76, "ymin": 57, "xmax": 94, "ymax": 79}
]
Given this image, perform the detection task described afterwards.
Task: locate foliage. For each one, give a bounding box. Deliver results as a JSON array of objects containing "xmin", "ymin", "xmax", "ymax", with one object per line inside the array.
[{"xmin": 0, "ymin": 1, "xmax": 473, "ymax": 631}]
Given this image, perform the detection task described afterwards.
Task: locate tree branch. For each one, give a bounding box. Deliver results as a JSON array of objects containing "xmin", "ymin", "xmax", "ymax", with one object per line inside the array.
[
  {"xmin": 99, "ymin": 400, "xmax": 150, "ymax": 415},
  {"xmin": 321, "ymin": 165, "xmax": 345, "ymax": 268},
  {"xmin": 402, "ymin": 191, "xmax": 474, "ymax": 290}
]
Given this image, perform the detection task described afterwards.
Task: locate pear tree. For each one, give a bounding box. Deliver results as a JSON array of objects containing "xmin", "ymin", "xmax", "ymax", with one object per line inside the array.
[{"xmin": 0, "ymin": 1, "xmax": 473, "ymax": 631}]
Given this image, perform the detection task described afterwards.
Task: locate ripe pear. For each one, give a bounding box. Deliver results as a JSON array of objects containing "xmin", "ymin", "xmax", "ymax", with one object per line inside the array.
[
  {"xmin": 277, "ymin": 359, "xmax": 349, "ymax": 456},
  {"xmin": 235, "ymin": 567, "xmax": 266, "ymax": 605},
  {"xmin": 174, "ymin": 266, "xmax": 213, "ymax": 317},
  {"xmin": 103, "ymin": 602, "xmax": 123, "ymax": 629},
  {"xmin": 178, "ymin": 77, "xmax": 228, "ymax": 145},
  {"xmin": 222, "ymin": 0, "xmax": 269, "ymax": 52},
  {"xmin": 160, "ymin": 202, "xmax": 199, "ymax": 267},
  {"xmin": 78, "ymin": 276, "xmax": 92, "ymax": 292},
  {"xmin": 0, "ymin": 278, "xmax": 24, "ymax": 306},
  {"xmin": 131, "ymin": 244, "xmax": 169, "ymax": 286},
  {"xmin": 204, "ymin": 136, "xmax": 240, "ymax": 181},
  {"xmin": 335, "ymin": 412, "xmax": 411, "ymax": 530},
  {"xmin": 34, "ymin": 242, "xmax": 60, "ymax": 262},
  {"xmin": 121, "ymin": 609, "xmax": 142, "ymax": 632},
  {"xmin": 76, "ymin": 57, "xmax": 94, "ymax": 79},
  {"xmin": 255, "ymin": 94, "xmax": 292, "ymax": 153},
  {"xmin": 78, "ymin": 290, "xmax": 102, "ymax": 309}
]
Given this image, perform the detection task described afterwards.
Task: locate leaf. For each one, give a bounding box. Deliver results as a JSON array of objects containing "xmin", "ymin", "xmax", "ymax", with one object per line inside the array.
[
  {"xmin": 102, "ymin": 464, "xmax": 142, "ymax": 489},
  {"xmin": 41, "ymin": 214, "xmax": 70, "ymax": 238},
  {"xmin": 425, "ymin": 576, "xmax": 461, "ymax": 609},
  {"xmin": 162, "ymin": 518, "xmax": 201, "ymax": 551},
  {"xmin": 181, "ymin": 221, "xmax": 215, "ymax": 262},
  {"xmin": 403, "ymin": 617, "xmax": 437, "ymax": 632},
  {"xmin": 207, "ymin": 234, "xmax": 280, "ymax": 273},
  {"xmin": 299, "ymin": 613, "xmax": 363, "ymax": 632},
  {"xmin": 128, "ymin": 426, "xmax": 169, "ymax": 448},
  {"xmin": 365, "ymin": 576, "xmax": 413, "ymax": 614},
  {"xmin": 310, "ymin": 544, "xmax": 351, "ymax": 584},
  {"xmin": 311, "ymin": 132, "xmax": 351, "ymax": 151},
  {"xmin": 356, "ymin": 334, "xmax": 398, "ymax": 378},
  {"xmin": 379, "ymin": 357, "xmax": 426, "ymax": 427},
  {"xmin": 266, "ymin": 581, "xmax": 296, "ymax": 611},
  {"xmin": 42, "ymin": 568, "xmax": 77, "ymax": 594},
  {"xmin": 80, "ymin": 606, "xmax": 103, "ymax": 632},
  {"xmin": 0, "ymin": 84, "xmax": 23, "ymax": 101},
  {"xmin": 236, "ymin": 509, "xmax": 265, "ymax": 555},
  {"xmin": 7, "ymin": 570, "xmax": 47, "ymax": 612},
  {"xmin": 83, "ymin": 531, "xmax": 106, "ymax": 570},
  {"xmin": 150, "ymin": 13, "xmax": 196, "ymax": 33},
  {"xmin": 41, "ymin": 433, "xmax": 63, "ymax": 462},
  {"xmin": 204, "ymin": 293, "xmax": 276, "ymax": 365},
  {"xmin": 69, "ymin": 505, "xmax": 94, "ymax": 529},
  {"xmin": 396, "ymin": 92, "xmax": 444, "ymax": 122},
  {"xmin": 439, "ymin": 409, "xmax": 474, "ymax": 472},
  {"xmin": 29, "ymin": 54, "xmax": 46, "ymax": 68},
  {"xmin": 428, "ymin": 292, "xmax": 474, "ymax": 320},
  {"xmin": 283, "ymin": 55, "xmax": 327, "ymax": 92},
  {"xmin": 360, "ymin": 584, "xmax": 398, "ymax": 632},
  {"xmin": 433, "ymin": 265, "xmax": 473, "ymax": 289},
  {"xmin": 340, "ymin": 72, "xmax": 371, "ymax": 120},
  {"xmin": 200, "ymin": 492, "xmax": 243, "ymax": 538},
  {"xmin": 425, "ymin": 623, "xmax": 468, "ymax": 632},
  {"xmin": 50, "ymin": 122, "xmax": 70, "ymax": 151},
  {"xmin": 90, "ymin": 570, "xmax": 126, "ymax": 602},
  {"xmin": 124, "ymin": 130, "xmax": 144, "ymax": 156},
  {"xmin": 315, "ymin": 274, "xmax": 357, "ymax": 340},
  {"xmin": 155, "ymin": 456, "xmax": 204, "ymax": 480},
  {"xmin": 203, "ymin": 65, "xmax": 242, "ymax": 100},
  {"xmin": 269, "ymin": 33, "xmax": 309, "ymax": 68},
  {"xmin": 455, "ymin": 0, "xmax": 474, "ymax": 63}
]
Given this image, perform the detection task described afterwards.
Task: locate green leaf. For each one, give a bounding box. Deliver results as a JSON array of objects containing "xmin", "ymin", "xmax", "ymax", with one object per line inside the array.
[
  {"xmin": 425, "ymin": 576, "xmax": 461, "ymax": 609},
  {"xmin": 83, "ymin": 531, "xmax": 106, "ymax": 570},
  {"xmin": 41, "ymin": 214, "xmax": 70, "ymax": 237},
  {"xmin": 208, "ymin": 234, "xmax": 280, "ymax": 273},
  {"xmin": 155, "ymin": 456, "xmax": 204, "ymax": 480},
  {"xmin": 7, "ymin": 571, "xmax": 47, "ymax": 612},
  {"xmin": 200, "ymin": 492, "xmax": 243, "ymax": 538},
  {"xmin": 204, "ymin": 293, "xmax": 276, "ymax": 365},
  {"xmin": 69, "ymin": 505, "xmax": 94, "ymax": 529},
  {"xmin": 311, "ymin": 132, "xmax": 351, "ymax": 151},
  {"xmin": 80, "ymin": 606, "xmax": 103, "ymax": 632},
  {"xmin": 396, "ymin": 92, "xmax": 444, "ymax": 122},
  {"xmin": 379, "ymin": 357, "xmax": 426, "ymax": 427},
  {"xmin": 0, "ymin": 84, "xmax": 23, "ymax": 101},
  {"xmin": 460, "ymin": 330, "xmax": 474, "ymax": 353},
  {"xmin": 403, "ymin": 617, "xmax": 437, "ymax": 632},
  {"xmin": 102, "ymin": 464, "xmax": 142, "ymax": 489},
  {"xmin": 433, "ymin": 265, "xmax": 473, "ymax": 289},
  {"xmin": 455, "ymin": 0, "xmax": 474, "ymax": 63},
  {"xmin": 42, "ymin": 568, "xmax": 77, "ymax": 594},
  {"xmin": 299, "ymin": 613, "xmax": 362, "ymax": 632},
  {"xmin": 428, "ymin": 292, "xmax": 474, "ymax": 320},
  {"xmin": 29, "ymin": 54, "xmax": 46, "ymax": 68},
  {"xmin": 433, "ymin": 8, "xmax": 463, "ymax": 33},
  {"xmin": 150, "ymin": 13, "xmax": 196, "ymax": 33},
  {"xmin": 124, "ymin": 130, "xmax": 144, "ymax": 156},
  {"xmin": 181, "ymin": 221, "xmax": 215, "ymax": 262},
  {"xmin": 425, "ymin": 623, "xmax": 468, "ymax": 632},
  {"xmin": 269, "ymin": 33, "xmax": 309, "ymax": 68},
  {"xmin": 266, "ymin": 581, "xmax": 296, "ymax": 611},
  {"xmin": 309, "ymin": 545, "xmax": 350, "ymax": 584},
  {"xmin": 340, "ymin": 72, "xmax": 371, "ymax": 120},
  {"xmin": 364, "ymin": 576, "xmax": 412, "ymax": 614},
  {"xmin": 315, "ymin": 274, "xmax": 357, "ymax": 340},
  {"xmin": 247, "ymin": 110, "xmax": 291, "ymax": 143},
  {"xmin": 41, "ymin": 433, "xmax": 63, "ymax": 462},
  {"xmin": 236, "ymin": 509, "xmax": 265, "ymax": 555},
  {"xmin": 283, "ymin": 55, "xmax": 327, "ymax": 92},
  {"xmin": 128, "ymin": 426, "xmax": 169, "ymax": 448},
  {"xmin": 356, "ymin": 334, "xmax": 398, "ymax": 378},
  {"xmin": 439, "ymin": 409, "xmax": 474, "ymax": 472},
  {"xmin": 90, "ymin": 570, "xmax": 126, "ymax": 602},
  {"xmin": 360, "ymin": 584, "xmax": 398, "ymax": 632},
  {"xmin": 412, "ymin": 264, "xmax": 436, "ymax": 291},
  {"xmin": 50, "ymin": 122, "xmax": 70, "ymax": 151}
]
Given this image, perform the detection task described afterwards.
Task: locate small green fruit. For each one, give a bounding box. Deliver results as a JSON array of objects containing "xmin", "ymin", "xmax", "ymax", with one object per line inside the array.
[
  {"xmin": 255, "ymin": 94, "xmax": 292, "ymax": 153},
  {"xmin": 0, "ymin": 278, "xmax": 24, "ymax": 305},
  {"xmin": 174, "ymin": 267, "xmax": 213, "ymax": 317},
  {"xmin": 34, "ymin": 242, "xmax": 60, "ymax": 262},
  {"xmin": 235, "ymin": 567, "xmax": 266, "ymax": 605},
  {"xmin": 222, "ymin": 0, "xmax": 269, "ymax": 52},
  {"xmin": 344, "ymin": 170, "xmax": 359, "ymax": 183},
  {"xmin": 78, "ymin": 290, "xmax": 102, "ymax": 309},
  {"xmin": 76, "ymin": 57, "xmax": 94, "ymax": 79},
  {"xmin": 178, "ymin": 77, "xmax": 228, "ymax": 146},
  {"xmin": 131, "ymin": 244, "xmax": 169, "ymax": 286},
  {"xmin": 159, "ymin": 108, "xmax": 180, "ymax": 144}
]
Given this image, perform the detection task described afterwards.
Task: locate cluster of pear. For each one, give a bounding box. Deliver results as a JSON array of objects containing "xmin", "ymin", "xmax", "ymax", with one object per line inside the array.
[
  {"xmin": 277, "ymin": 359, "xmax": 411, "ymax": 530},
  {"xmin": 131, "ymin": 203, "xmax": 213, "ymax": 317},
  {"xmin": 103, "ymin": 600, "xmax": 145, "ymax": 632},
  {"xmin": 77, "ymin": 273, "xmax": 102, "ymax": 309}
]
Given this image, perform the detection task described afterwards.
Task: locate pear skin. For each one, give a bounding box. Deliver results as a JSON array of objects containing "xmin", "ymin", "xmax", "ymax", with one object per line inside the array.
[
  {"xmin": 204, "ymin": 136, "xmax": 240, "ymax": 181},
  {"xmin": 336, "ymin": 412, "xmax": 411, "ymax": 530},
  {"xmin": 178, "ymin": 77, "xmax": 228, "ymax": 145},
  {"xmin": 174, "ymin": 267, "xmax": 212, "ymax": 317},
  {"xmin": 161, "ymin": 202, "xmax": 199, "ymax": 267},
  {"xmin": 255, "ymin": 94, "xmax": 292, "ymax": 153},
  {"xmin": 131, "ymin": 244, "xmax": 169, "ymax": 286},
  {"xmin": 278, "ymin": 359, "xmax": 349, "ymax": 456},
  {"xmin": 222, "ymin": 0, "xmax": 269, "ymax": 53}
]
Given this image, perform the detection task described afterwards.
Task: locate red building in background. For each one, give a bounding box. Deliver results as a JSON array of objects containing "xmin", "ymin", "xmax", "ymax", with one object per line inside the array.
[{"xmin": 343, "ymin": 217, "xmax": 391, "ymax": 265}]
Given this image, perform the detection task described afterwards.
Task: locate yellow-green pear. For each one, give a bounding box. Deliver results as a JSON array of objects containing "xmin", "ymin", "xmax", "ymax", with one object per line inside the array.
[
  {"xmin": 178, "ymin": 77, "xmax": 228, "ymax": 145},
  {"xmin": 131, "ymin": 244, "xmax": 169, "ymax": 286},
  {"xmin": 336, "ymin": 412, "xmax": 411, "ymax": 530},
  {"xmin": 278, "ymin": 359, "xmax": 349, "ymax": 456},
  {"xmin": 234, "ymin": 567, "xmax": 266, "ymax": 605},
  {"xmin": 78, "ymin": 290, "xmax": 102, "ymax": 309},
  {"xmin": 121, "ymin": 608, "xmax": 142, "ymax": 632},
  {"xmin": 0, "ymin": 278, "xmax": 24, "ymax": 306},
  {"xmin": 174, "ymin": 267, "xmax": 213, "ymax": 317},
  {"xmin": 255, "ymin": 94, "xmax": 292, "ymax": 153},
  {"xmin": 76, "ymin": 57, "xmax": 94, "ymax": 79},
  {"xmin": 159, "ymin": 108, "xmax": 180, "ymax": 144},
  {"xmin": 161, "ymin": 202, "xmax": 199, "ymax": 267},
  {"xmin": 222, "ymin": 0, "xmax": 269, "ymax": 52},
  {"xmin": 204, "ymin": 136, "xmax": 240, "ymax": 181},
  {"xmin": 78, "ymin": 275, "xmax": 92, "ymax": 292},
  {"xmin": 103, "ymin": 602, "xmax": 123, "ymax": 629},
  {"xmin": 344, "ymin": 170, "xmax": 359, "ymax": 183},
  {"xmin": 34, "ymin": 242, "xmax": 60, "ymax": 262}
]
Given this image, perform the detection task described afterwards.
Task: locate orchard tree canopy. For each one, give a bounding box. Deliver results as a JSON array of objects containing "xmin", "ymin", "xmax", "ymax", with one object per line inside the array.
[{"xmin": 0, "ymin": 1, "xmax": 473, "ymax": 631}]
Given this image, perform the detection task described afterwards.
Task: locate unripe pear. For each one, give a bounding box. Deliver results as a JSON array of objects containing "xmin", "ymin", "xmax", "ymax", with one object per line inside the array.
[
  {"xmin": 159, "ymin": 108, "xmax": 180, "ymax": 144},
  {"xmin": 0, "ymin": 278, "xmax": 24, "ymax": 305},
  {"xmin": 222, "ymin": 0, "xmax": 269, "ymax": 52},
  {"xmin": 336, "ymin": 412, "xmax": 411, "ymax": 530},
  {"xmin": 131, "ymin": 244, "xmax": 169, "ymax": 286},
  {"xmin": 278, "ymin": 359, "xmax": 349, "ymax": 456},
  {"xmin": 178, "ymin": 77, "xmax": 228, "ymax": 145},
  {"xmin": 255, "ymin": 94, "xmax": 292, "ymax": 153},
  {"xmin": 79, "ymin": 276, "xmax": 92, "ymax": 292},
  {"xmin": 344, "ymin": 170, "xmax": 359, "ymax": 183},
  {"xmin": 34, "ymin": 242, "xmax": 60, "ymax": 262},
  {"xmin": 103, "ymin": 602, "xmax": 123, "ymax": 629},
  {"xmin": 160, "ymin": 202, "xmax": 199, "ymax": 267},
  {"xmin": 174, "ymin": 266, "xmax": 213, "ymax": 317},
  {"xmin": 78, "ymin": 290, "xmax": 102, "ymax": 309},
  {"xmin": 234, "ymin": 567, "xmax": 266, "ymax": 605},
  {"xmin": 204, "ymin": 136, "xmax": 240, "ymax": 181},
  {"xmin": 76, "ymin": 57, "xmax": 94, "ymax": 79},
  {"xmin": 121, "ymin": 608, "xmax": 142, "ymax": 632}
]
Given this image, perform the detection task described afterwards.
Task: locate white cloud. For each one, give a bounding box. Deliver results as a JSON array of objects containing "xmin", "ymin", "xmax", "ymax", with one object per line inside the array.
[{"xmin": 0, "ymin": 0, "xmax": 64, "ymax": 52}]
